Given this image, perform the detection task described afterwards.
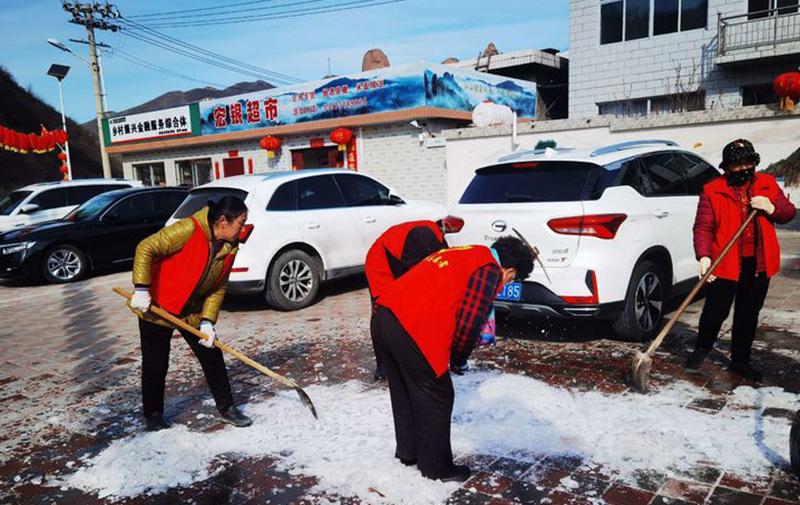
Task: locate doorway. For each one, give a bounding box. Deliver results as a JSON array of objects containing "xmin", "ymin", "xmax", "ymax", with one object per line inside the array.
[
  {"xmin": 290, "ymin": 147, "xmax": 343, "ymax": 170},
  {"xmin": 223, "ymin": 157, "xmax": 245, "ymax": 177}
]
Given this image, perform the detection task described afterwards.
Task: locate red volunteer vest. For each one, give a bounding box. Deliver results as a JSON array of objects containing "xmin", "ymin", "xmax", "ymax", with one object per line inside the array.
[
  {"xmin": 365, "ymin": 220, "xmax": 445, "ymax": 300},
  {"xmin": 377, "ymin": 245, "xmax": 497, "ymax": 377},
  {"xmin": 704, "ymin": 173, "xmax": 782, "ymax": 281},
  {"xmin": 150, "ymin": 217, "xmax": 236, "ymax": 315}
]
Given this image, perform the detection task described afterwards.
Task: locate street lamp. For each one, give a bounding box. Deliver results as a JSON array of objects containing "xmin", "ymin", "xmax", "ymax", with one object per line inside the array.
[
  {"xmin": 47, "ymin": 37, "xmax": 111, "ymax": 178},
  {"xmin": 46, "ymin": 63, "xmax": 73, "ymax": 181}
]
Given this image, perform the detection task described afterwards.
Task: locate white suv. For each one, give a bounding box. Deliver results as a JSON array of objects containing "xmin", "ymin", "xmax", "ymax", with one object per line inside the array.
[
  {"xmin": 168, "ymin": 169, "xmax": 446, "ymax": 310},
  {"xmin": 444, "ymin": 140, "xmax": 721, "ymax": 341},
  {"xmin": 0, "ymin": 179, "xmax": 142, "ymax": 233}
]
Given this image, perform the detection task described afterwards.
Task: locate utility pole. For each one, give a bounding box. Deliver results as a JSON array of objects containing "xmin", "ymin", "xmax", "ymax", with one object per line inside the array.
[{"xmin": 61, "ymin": 1, "xmax": 121, "ymax": 178}]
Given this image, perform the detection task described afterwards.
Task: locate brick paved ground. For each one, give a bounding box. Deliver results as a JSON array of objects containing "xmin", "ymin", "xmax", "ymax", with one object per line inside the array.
[{"xmin": 1, "ymin": 234, "xmax": 799, "ymax": 504}]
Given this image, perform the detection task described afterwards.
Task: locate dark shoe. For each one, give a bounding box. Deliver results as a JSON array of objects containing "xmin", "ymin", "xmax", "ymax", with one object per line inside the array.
[
  {"xmin": 728, "ymin": 362, "xmax": 763, "ymax": 382},
  {"xmin": 399, "ymin": 457, "xmax": 417, "ymax": 467},
  {"xmin": 220, "ymin": 406, "xmax": 253, "ymax": 427},
  {"xmin": 685, "ymin": 347, "xmax": 711, "ymax": 370},
  {"xmin": 144, "ymin": 413, "xmax": 170, "ymax": 432},
  {"xmin": 434, "ymin": 464, "xmax": 471, "ymax": 483},
  {"xmin": 374, "ymin": 364, "xmax": 386, "ymax": 381}
]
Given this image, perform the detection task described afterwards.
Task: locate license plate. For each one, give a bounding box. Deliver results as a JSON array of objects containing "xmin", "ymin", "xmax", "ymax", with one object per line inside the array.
[{"xmin": 496, "ymin": 282, "xmax": 522, "ymax": 302}]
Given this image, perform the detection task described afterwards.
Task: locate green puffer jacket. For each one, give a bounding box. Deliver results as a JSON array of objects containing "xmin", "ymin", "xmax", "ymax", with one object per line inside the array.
[{"xmin": 130, "ymin": 207, "xmax": 238, "ymax": 328}]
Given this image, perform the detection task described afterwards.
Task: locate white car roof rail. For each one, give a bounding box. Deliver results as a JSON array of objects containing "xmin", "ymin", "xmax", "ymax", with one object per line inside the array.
[{"xmin": 590, "ymin": 139, "xmax": 678, "ymax": 157}]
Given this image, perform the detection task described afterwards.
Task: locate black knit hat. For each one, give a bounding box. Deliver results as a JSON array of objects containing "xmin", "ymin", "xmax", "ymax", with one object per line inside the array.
[{"xmin": 720, "ymin": 139, "xmax": 760, "ymax": 170}]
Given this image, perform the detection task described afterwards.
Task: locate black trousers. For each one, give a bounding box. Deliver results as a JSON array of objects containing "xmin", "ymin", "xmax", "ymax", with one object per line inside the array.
[
  {"xmin": 695, "ymin": 257, "xmax": 770, "ymax": 364},
  {"xmin": 372, "ymin": 306, "xmax": 457, "ymax": 479},
  {"xmin": 139, "ymin": 318, "xmax": 234, "ymax": 417}
]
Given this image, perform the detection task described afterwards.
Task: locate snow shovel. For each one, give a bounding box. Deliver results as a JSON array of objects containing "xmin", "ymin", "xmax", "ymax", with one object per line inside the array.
[
  {"xmin": 113, "ymin": 287, "xmax": 318, "ymax": 419},
  {"xmin": 792, "ymin": 410, "xmax": 800, "ymax": 478},
  {"xmin": 630, "ymin": 210, "xmax": 757, "ymax": 393}
]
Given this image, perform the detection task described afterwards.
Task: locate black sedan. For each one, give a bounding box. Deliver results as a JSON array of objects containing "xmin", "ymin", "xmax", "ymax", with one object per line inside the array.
[{"xmin": 0, "ymin": 186, "xmax": 188, "ymax": 284}]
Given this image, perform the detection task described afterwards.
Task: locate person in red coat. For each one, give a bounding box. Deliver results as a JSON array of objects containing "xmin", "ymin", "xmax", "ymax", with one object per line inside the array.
[
  {"xmin": 365, "ymin": 220, "xmax": 448, "ymax": 380},
  {"xmin": 372, "ymin": 236, "xmax": 533, "ymax": 482},
  {"xmin": 686, "ymin": 139, "xmax": 796, "ymax": 380}
]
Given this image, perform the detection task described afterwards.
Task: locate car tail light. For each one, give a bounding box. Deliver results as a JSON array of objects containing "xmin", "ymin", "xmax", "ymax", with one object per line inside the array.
[
  {"xmin": 561, "ymin": 270, "xmax": 599, "ymax": 305},
  {"xmin": 442, "ymin": 215, "xmax": 464, "ymax": 234},
  {"xmin": 238, "ymin": 224, "xmax": 255, "ymax": 243},
  {"xmin": 547, "ymin": 213, "xmax": 627, "ymax": 239}
]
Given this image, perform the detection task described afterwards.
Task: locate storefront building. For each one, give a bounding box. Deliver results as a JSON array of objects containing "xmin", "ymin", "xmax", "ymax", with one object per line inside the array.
[{"xmin": 106, "ymin": 62, "xmax": 537, "ymax": 204}]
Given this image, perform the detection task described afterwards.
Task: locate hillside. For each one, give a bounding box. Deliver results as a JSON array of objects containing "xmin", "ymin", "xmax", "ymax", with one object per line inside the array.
[
  {"xmin": 0, "ymin": 66, "xmax": 102, "ymax": 195},
  {"xmin": 765, "ymin": 145, "xmax": 800, "ymax": 187}
]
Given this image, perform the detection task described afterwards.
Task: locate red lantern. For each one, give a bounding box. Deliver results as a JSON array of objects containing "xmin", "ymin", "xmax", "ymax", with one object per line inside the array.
[
  {"xmin": 59, "ymin": 164, "xmax": 69, "ymax": 174},
  {"xmin": 330, "ymin": 127, "xmax": 353, "ymax": 152},
  {"xmin": 57, "ymin": 151, "xmax": 67, "ymax": 161},
  {"xmin": 17, "ymin": 133, "xmax": 30, "ymax": 154},
  {"xmin": 53, "ymin": 129, "xmax": 67, "ymax": 145},
  {"xmin": 258, "ymin": 135, "xmax": 282, "ymax": 159},
  {"xmin": 774, "ymin": 72, "xmax": 800, "ymax": 111}
]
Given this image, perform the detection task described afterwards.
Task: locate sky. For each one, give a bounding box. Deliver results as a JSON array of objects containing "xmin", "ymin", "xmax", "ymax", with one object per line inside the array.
[{"xmin": 1, "ymin": 0, "xmax": 569, "ymax": 124}]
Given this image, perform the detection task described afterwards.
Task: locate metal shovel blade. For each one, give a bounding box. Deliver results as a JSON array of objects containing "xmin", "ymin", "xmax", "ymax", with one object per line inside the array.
[
  {"xmin": 295, "ymin": 387, "xmax": 318, "ymax": 419},
  {"xmin": 631, "ymin": 351, "xmax": 652, "ymax": 393}
]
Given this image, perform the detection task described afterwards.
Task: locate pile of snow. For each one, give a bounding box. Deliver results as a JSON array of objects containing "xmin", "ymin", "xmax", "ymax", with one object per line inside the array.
[{"xmin": 63, "ymin": 372, "xmax": 799, "ymax": 503}]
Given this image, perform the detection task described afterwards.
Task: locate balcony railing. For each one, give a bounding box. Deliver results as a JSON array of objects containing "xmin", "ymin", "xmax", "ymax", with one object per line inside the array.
[{"xmin": 718, "ymin": 5, "xmax": 800, "ymax": 56}]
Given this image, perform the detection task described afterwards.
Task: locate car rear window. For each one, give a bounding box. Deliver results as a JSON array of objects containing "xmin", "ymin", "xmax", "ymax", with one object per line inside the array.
[
  {"xmin": 172, "ymin": 188, "xmax": 249, "ymax": 219},
  {"xmin": 0, "ymin": 190, "xmax": 32, "ymax": 216},
  {"xmin": 459, "ymin": 162, "xmax": 600, "ymax": 204}
]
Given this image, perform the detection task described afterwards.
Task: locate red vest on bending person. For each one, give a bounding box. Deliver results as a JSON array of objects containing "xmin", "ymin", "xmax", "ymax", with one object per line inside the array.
[
  {"xmin": 377, "ymin": 246, "xmax": 498, "ymax": 377},
  {"xmin": 365, "ymin": 220, "xmax": 446, "ymax": 301},
  {"xmin": 150, "ymin": 217, "xmax": 236, "ymax": 315},
  {"xmin": 703, "ymin": 173, "xmax": 782, "ymax": 281}
]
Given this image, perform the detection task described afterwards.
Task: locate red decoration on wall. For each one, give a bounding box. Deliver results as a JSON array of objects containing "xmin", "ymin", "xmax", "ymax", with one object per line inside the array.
[
  {"xmin": 258, "ymin": 135, "xmax": 282, "ymax": 159},
  {"xmin": 330, "ymin": 127, "xmax": 353, "ymax": 151},
  {"xmin": 774, "ymin": 72, "xmax": 800, "ymax": 111}
]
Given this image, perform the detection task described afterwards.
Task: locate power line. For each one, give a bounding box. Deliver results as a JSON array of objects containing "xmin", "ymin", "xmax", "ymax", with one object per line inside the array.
[
  {"xmin": 126, "ymin": 0, "xmax": 328, "ymax": 21},
  {"xmin": 108, "ymin": 47, "xmax": 227, "ymax": 88},
  {"xmin": 130, "ymin": 0, "xmax": 407, "ymax": 29},
  {"xmin": 120, "ymin": 18, "xmax": 301, "ymax": 83},
  {"xmin": 121, "ymin": 29, "xmax": 290, "ymax": 83},
  {"xmin": 127, "ymin": 0, "xmax": 298, "ymax": 19}
]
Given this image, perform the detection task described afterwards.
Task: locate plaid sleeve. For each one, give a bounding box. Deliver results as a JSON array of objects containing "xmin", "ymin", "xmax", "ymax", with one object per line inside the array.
[{"xmin": 450, "ymin": 263, "xmax": 502, "ymax": 367}]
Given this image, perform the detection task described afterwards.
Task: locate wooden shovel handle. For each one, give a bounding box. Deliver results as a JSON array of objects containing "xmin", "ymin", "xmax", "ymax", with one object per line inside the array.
[
  {"xmin": 113, "ymin": 287, "xmax": 302, "ymax": 390},
  {"xmin": 644, "ymin": 210, "xmax": 758, "ymax": 356}
]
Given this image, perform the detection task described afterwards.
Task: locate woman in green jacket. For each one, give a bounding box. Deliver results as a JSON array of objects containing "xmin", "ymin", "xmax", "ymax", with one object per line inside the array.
[{"xmin": 129, "ymin": 196, "xmax": 252, "ymax": 431}]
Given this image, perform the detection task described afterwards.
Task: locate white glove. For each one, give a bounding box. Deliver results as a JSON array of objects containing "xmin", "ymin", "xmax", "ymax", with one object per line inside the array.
[
  {"xmin": 699, "ymin": 257, "xmax": 716, "ymax": 283},
  {"xmin": 199, "ymin": 320, "xmax": 216, "ymax": 349},
  {"xmin": 750, "ymin": 196, "xmax": 775, "ymax": 215},
  {"xmin": 130, "ymin": 288, "xmax": 151, "ymax": 312}
]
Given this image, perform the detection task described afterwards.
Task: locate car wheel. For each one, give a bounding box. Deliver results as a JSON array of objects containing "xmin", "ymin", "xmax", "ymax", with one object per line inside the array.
[
  {"xmin": 42, "ymin": 244, "xmax": 88, "ymax": 284},
  {"xmin": 265, "ymin": 250, "xmax": 321, "ymax": 311},
  {"xmin": 612, "ymin": 259, "xmax": 667, "ymax": 342}
]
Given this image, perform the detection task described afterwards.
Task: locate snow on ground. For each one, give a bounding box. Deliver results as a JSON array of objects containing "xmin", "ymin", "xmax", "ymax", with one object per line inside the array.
[{"xmin": 63, "ymin": 372, "xmax": 799, "ymax": 503}]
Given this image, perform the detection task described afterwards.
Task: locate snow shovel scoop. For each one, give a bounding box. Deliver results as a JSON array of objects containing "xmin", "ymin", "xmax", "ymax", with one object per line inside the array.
[
  {"xmin": 113, "ymin": 287, "xmax": 318, "ymax": 419},
  {"xmin": 630, "ymin": 210, "xmax": 757, "ymax": 393}
]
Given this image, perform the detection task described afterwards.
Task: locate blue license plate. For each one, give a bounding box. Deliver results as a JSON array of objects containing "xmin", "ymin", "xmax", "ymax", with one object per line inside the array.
[{"xmin": 496, "ymin": 282, "xmax": 522, "ymax": 301}]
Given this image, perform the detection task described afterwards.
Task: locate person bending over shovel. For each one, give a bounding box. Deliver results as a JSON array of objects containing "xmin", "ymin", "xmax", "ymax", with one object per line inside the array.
[
  {"xmin": 372, "ymin": 237, "xmax": 533, "ymax": 482},
  {"xmin": 365, "ymin": 220, "xmax": 448, "ymax": 381},
  {"xmin": 128, "ymin": 196, "xmax": 253, "ymax": 431},
  {"xmin": 686, "ymin": 139, "xmax": 796, "ymax": 381}
]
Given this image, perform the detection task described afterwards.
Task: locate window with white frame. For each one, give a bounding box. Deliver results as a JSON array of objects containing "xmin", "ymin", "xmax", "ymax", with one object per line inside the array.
[
  {"xmin": 134, "ymin": 162, "xmax": 166, "ymax": 186},
  {"xmin": 176, "ymin": 158, "xmax": 212, "ymax": 187},
  {"xmin": 601, "ymin": 0, "xmax": 708, "ymax": 44}
]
